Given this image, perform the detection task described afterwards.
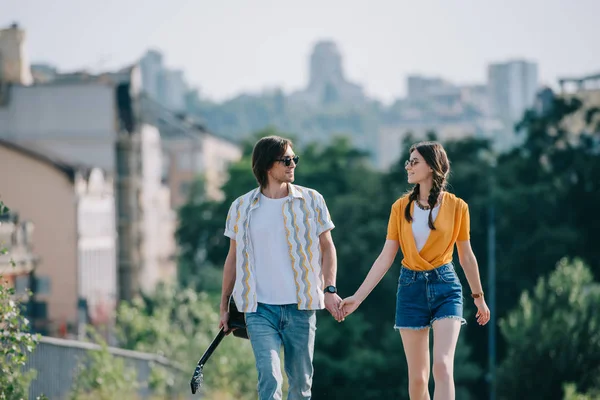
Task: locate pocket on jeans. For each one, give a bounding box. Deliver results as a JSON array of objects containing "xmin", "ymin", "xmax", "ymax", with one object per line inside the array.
[
  {"xmin": 439, "ymin": 267, "xmax": 459, "ymax": 284},
  {"xmin": 399, "ymin": 270, "xmax": 414, "ymax": 286}
]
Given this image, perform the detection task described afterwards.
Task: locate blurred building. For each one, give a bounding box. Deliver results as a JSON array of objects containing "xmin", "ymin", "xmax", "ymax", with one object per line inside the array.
[
  {"xmin": 0, "ymin": 52, "xmax": 178, "ymax": 304},
  {"xmin": 486, "ymin": 59, "xmax": 539, "ymax": 150},
  {"xmin": 407, "ymin": 75, "xmax": 451, "ymax": 101},
  {"xmin": 290, "ymin": 40, "xmax": 366, "ymax": 107},
  {"xmin": 141, "ymin": 95, "xmax": 242, "ymax": 206},
  {"xmin": 139, "ymin": 50, "xmax": 163, "ymax": 102},
  {"xmin": 488, "ymin": 59, "xmax": 538, "ymax": 123},
  {"xmin": 376, "ymin": 74, "xmax": 504, "ymax": 170},
  {"xmin": 0, "ymin": 23, "xmax": 242, "ymax": 310},
  {"xmin": 0, "ymin": 211, "xmax": 37, "ymax": 300},
  {"xmin": 30, "ymin": 63, "xmax": 58, "ymax": 83},
  {"xmin": 377, "ymin": 117, "xmax": 504, "ymax": 170},
  {"xmin": 0, "ymin": 23, "xmax": 33, "ymax": 86},
  {"xmin": 557, "ymin": 71, "xmax": 600, "ymax": 139},
  {"xmin": 0, "ymin": 139, "xmax": 116, "ymax": 337},
  {"xmin": 139, "ymin": 49, "xmax": 188, "ymax": 113}
]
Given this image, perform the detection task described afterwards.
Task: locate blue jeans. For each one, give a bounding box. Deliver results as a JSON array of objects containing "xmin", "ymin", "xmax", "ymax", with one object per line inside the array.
[
  {"xmin": 245, "ymin": 303, "xmax": 317, "ymax": 400},
  {"xmin": 395, "ymin": 262, "xmax": 466, "ymax": 330}
]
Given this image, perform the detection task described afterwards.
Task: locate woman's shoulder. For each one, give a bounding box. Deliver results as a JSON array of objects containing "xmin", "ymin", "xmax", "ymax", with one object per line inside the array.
[
  {"xmin": 443, "ymin": 192, "xmax": 468, "ymax": 209},
  {"xmin": 392, "ymin": 194, "xmax": 410, "ymax": 209}
]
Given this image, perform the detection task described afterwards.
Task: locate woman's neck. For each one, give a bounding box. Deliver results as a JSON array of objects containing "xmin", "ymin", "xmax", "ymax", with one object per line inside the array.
[{"xmin": 418, "ymin": 181, "xmax": 433, "ymax": 202}]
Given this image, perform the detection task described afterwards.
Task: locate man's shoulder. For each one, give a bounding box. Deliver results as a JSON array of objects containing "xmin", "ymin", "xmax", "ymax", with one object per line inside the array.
[
  {"xmin": 292, "ymin": 184, "xmax": 323, "ymax": 199},
  {"xmin": 230, "ymin": 188, "xmax": 260, "ymax": 207}
]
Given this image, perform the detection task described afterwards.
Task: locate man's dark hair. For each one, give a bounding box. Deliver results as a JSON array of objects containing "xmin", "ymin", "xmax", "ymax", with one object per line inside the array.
[{"xmin": 252, "ymin": 136, "xmax": 293, "ymax": 188}]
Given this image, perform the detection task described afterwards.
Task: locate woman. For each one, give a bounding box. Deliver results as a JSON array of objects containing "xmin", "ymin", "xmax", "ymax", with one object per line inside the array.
[{"xmin": 339, "ymin": 141, "xmax": 490, "ymax": 400}]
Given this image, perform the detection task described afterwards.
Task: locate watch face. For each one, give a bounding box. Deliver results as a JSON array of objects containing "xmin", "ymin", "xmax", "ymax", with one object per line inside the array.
[{"xmin": 325, "ymin": 286, "xmax": 336, "ymax": 293}]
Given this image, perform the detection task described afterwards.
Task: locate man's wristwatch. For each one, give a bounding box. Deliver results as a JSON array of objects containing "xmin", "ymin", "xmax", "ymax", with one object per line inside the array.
[
  {"xmin": 324, "ymin": 285, "xmax": 337, "ymax": 294},
  {"xmin": 471, "ymin": 292, "xmax": 484, "ymax": 299}
]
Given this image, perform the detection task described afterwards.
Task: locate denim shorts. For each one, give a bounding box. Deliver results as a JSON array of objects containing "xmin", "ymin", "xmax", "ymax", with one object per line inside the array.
[{"xmin": 394, "ymin": 262, "xmax": 466, "ymax": 330}]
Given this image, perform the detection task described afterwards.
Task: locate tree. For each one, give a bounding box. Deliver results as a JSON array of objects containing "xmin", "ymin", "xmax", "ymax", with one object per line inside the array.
[
  {"xmin": 0, "ymin": 201, "xmax": 41, "ymax": 400},
  {"xmin": 497, "ymin": 258, "xmax": 600, "ymax": 399},
  {"xmin": 69, "ymin": 329, "xmax": 138, "ymax": 400},
  {"xmin": 175, "ymin": 129, "xmax": 482, "ymax": 399},
  {"xmin": 115, "ymin": 284, "xmax": 257, "ymax": 400},
  {"xmin": 563, "ymin": 383, "xmax": 600, "ymax": 400},
  {"xmin": 494, "ymin": 96, "xmax": 600, "ymax": 317}
]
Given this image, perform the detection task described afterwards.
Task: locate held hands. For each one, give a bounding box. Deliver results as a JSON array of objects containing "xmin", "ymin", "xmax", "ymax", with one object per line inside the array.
[
  {"xmin": 474, "ymin": 297, "xmax": 491, "ymax": 326},
  {"xmin": 338, "ymin": 295, "xmax": 361, "ymax": 319},
  {"xmin": 324, "ymin": 293, "xmax": 345, "ymax": 322}
]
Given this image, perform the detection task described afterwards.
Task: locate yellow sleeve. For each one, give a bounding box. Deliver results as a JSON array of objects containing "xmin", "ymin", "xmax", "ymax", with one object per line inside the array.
[
  {"xmin": 386, "ymin": 202, "xmax": 400, "ymax": 241},
  {"xmin": 457, "ymin": 202, "xmax": 470, "ymax": 241}
]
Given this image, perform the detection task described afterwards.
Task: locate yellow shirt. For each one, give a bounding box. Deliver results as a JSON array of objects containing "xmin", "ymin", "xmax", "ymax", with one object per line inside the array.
[{"xmin": 386, "ymin": 192, "xmax": 470, "ymax": 271}]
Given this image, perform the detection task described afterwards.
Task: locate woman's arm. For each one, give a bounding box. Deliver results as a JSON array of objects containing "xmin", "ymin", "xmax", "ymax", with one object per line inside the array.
[
  {"xmin": 456, "ymin": 240, "xmax": 490, "ymax": 325},
  {"xmin": 339, "ymin": 240, "xmax": 399, "ymax": 316},
  {"xmin": 456, "ymin": 240, "xmax": 483, "ymax": 294}
]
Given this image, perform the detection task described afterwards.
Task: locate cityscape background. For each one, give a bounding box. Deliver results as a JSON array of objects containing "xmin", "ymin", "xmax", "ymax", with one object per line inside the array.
[{"xmin": 0, "ymin": 2, "xmax": 599, "ymax": 399}]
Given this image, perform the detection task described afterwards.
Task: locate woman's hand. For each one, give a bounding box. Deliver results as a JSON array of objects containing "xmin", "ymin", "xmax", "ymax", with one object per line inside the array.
[
  {"xmin": 474, "ymin": 297, "xmax": 490, "ymax": 326},
  {"xmin": 338, "ymin": 295, "xmax": 362, "ymax": 318}
]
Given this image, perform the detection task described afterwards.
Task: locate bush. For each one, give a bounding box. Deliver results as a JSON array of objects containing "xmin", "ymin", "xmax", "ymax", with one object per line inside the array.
[{"xmin": 0, "ymin": 201, "xmax": 41, "ymax": 399}]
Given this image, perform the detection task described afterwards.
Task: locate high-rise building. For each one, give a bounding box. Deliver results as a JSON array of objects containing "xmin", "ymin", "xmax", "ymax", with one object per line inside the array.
[
  {"xmin": 291, "ymin": 40, "xmax": 365, "ymax": 107},
  {"xmin": 407, "ymin": 75, "xmax": 449, "ymax": 100},
  {"xmin": 139, "ymin": 49, "xmax": 164, "ymax": 101},
  {"xmin": 139, "ymin": 50, "xmax": 188, "ymax": 113},
  {"xmin": 0, "ymin": 23, "xmax": 33, "ymax": 86},
  {"xmin": 161, "ymin": 69, "xmax": 187, "ymax": 113},
  {"xmin": 488, "ymin": 59, "xmax": 538, "ymax": 124}
]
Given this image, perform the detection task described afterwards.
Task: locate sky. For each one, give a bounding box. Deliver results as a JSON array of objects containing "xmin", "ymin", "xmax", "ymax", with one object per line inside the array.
[{"xmin": 3, "ymin": 0, "xmax": 599, "ymax": 104}]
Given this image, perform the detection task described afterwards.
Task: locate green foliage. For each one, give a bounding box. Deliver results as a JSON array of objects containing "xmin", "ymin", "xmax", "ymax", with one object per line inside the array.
[
  {"xmin": 498, "ymin": 258, "xmax": 600, "ymax": 399},
  {"xmin": 494, "ymin": 96, "xmax": 600, "ymax": 317},
  {"xmin": 176, "ymin": 90, "xmax": 599, "ymax": 399},
  {"xmin": 175, "ymin": 128, "xmax": 482, "ymax": 399},
  {"xmin": 563, "ymin": 383, "xmax": 600, "ymax": 400},
  {"xmin": 69, "ymin": 328, "xmax": 138, "ymax": 400},
  {"xmin": 188, "ymin": 92, "xmax": 381, "ymax": 148},
  {"xmin": 115, "ymin": 284, "xmax": 257, "ymax": 400},
  {"xmin": 0, "ymin": 200, "xmax": 40, "ymax": 400}
]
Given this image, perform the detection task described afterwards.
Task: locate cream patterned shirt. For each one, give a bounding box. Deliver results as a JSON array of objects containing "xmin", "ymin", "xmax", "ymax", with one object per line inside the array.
[{"xmin": 224, "ymin": 184, "xmax": 335, "ymax": 312}]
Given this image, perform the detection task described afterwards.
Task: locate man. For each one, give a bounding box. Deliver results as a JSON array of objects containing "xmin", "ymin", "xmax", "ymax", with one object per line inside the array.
[{"xmin": 219, "ymin": 135, "xmax": 342, "ymax": 400}]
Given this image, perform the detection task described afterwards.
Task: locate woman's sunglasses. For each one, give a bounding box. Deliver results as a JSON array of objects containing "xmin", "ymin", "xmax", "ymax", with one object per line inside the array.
[
  {"xmin": 404, "ymin": 159, "xmax": 420, "ymax": 168},
  {"xmin": 275, "ymin": 156, "xmax": 300, "ymax": 167}
]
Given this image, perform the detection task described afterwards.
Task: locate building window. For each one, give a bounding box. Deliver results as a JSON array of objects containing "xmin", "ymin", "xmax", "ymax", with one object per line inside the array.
[
  {"xmin": 180, "ymin": 181, "xmax": 191, "ymax": 198},
  {"xmin": 14, "ymin": 275, "xmax": 31, "ymax": 295},
  {"xmin": 35, "ymin": 276, "xmax": 51, "ymax": 295}
]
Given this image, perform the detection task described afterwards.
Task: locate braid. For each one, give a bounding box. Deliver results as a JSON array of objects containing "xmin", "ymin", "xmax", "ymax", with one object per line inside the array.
[
  {"xmin": 404, "ymin": 184, "xmax": 420, "ymax": 223},
  {"xmin": 427, "ymin": 174, "xmax": 446, "ymax": 230}
]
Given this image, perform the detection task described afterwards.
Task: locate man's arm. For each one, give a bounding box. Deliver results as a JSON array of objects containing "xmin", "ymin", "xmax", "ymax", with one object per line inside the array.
[
  {"xmin": 319, "ymin": 230, "xmax": 343, "ymax": 321},
  {"xmin": 219, "ymin": 239, "xmax": 237, "ymax": 331}
]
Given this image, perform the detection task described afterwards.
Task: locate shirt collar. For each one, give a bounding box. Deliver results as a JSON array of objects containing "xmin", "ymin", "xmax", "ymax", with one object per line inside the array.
[{"xmin": 250, "ymin": 183, "xmax": 304, "ymax": 206}]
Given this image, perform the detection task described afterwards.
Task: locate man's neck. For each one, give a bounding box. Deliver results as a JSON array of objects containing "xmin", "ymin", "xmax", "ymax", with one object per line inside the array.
[{"xmin": 261, "ymin": 182, "xmax": 289, "ymax": 199}]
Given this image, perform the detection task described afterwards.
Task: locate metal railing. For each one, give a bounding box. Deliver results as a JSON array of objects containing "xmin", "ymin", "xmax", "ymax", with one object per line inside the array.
[{"xmin": 24, "ymin": 336, "xmax": 189, "ymax": 400}]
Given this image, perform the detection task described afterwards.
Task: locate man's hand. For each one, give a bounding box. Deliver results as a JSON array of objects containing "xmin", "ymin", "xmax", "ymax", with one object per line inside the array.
[
  {"xmin": 339, "ymin": 295, "xmax": 361, "ymax": 318},
  {"xmin": 219, "ymin": 309, "xmax": 231, "ymax": 334},
  {"xmin": 325, "ymin": 292, "xmax": 344, "ymax": 322}
]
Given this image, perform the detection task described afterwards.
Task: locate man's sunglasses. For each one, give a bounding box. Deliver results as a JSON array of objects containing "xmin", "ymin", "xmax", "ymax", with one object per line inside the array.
[{"xmin": 275, "ymin": 156, "xmax": 300, "ymax": 167}]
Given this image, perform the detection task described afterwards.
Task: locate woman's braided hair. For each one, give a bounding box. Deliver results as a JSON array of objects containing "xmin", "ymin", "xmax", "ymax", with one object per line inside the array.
[{"xmin": 404, "ymin": 141, "xmax": 450, "ymax": 230}]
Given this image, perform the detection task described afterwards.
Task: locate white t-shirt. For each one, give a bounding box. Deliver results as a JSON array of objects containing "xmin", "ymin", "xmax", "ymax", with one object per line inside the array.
[
  {"xmin": 249, "ymin": 193, "xmax": 298, "ymax": 305},
  {"xmin": 412, "ymin": 203, "xmax": 441, "ymax": 252}
]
